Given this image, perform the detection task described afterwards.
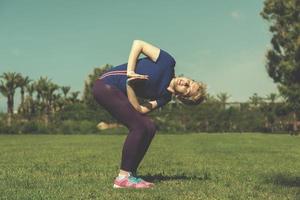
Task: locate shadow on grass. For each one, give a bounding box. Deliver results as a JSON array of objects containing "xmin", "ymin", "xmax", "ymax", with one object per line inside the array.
[
  {"xmin": 265, "ymin": 173, "xmax": 300, "ymax": 187},
  {"xmin": 139, "ymin": 172, "xmax": 211, "ymax": 183}
]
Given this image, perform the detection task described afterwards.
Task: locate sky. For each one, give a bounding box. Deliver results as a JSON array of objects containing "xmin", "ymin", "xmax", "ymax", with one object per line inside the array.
[{"xmin": 0, "ymin": 0, "xmax": 278, "ymax": 111}]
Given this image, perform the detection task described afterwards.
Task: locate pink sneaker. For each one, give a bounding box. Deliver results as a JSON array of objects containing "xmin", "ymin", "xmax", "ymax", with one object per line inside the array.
[
  {"xmin": 131, "ymin": 172, "xmax": 154, "ymax": 187},
  {"xmin": 113, "ymin": 176, "xmax": 152, "ymax": 189},
  {"xmin": 135, "ymin": 177, "xmax": 155, "ymax": 187}
]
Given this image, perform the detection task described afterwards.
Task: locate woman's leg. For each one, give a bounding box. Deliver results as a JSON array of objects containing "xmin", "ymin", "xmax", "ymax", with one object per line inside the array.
[
  {"xmin": 131, "ymin": 119, "xmax": 156, "ymax": 173},
  {"xmin": 93, "ymin": 80, "xmax": 157, "ymax": 172},
  {"xmin": 120, "ymin": 116, "xmax": 156, "ymax": 172}
]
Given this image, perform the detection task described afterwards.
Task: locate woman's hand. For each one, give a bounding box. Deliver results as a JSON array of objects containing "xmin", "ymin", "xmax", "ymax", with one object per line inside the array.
[
  {"xmin": 126, "ymin": 76, "xmax": 148, "ymax": 85},
  {"xmin": 127, "ymin": 70, "xmax": 149, "ymax": 80}
]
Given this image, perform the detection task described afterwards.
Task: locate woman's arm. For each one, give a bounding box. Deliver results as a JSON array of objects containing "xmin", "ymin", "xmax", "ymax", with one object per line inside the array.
[
  {"xmin": 126, "ymin": 40, "xmax": 160, "ymax": 114},
  {"xmin": 126, "ymin": 81, "xmax": 141, "ymax": 112},
  {"xmin": 127, "ymin": 40, "xmax": 160, "ymax": 76},
  {"xmin": 126, "ymin": 78, "xmax": 158, "ymax": 114}
]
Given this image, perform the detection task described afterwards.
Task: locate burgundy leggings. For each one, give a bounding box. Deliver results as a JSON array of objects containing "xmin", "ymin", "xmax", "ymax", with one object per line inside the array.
[{"xmin": 92, "ymin": 79, "xmax": 156, "ymax": 173}]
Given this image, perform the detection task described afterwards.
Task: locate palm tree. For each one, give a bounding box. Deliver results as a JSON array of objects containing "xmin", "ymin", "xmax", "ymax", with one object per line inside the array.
[
  {"xmin": 25, "ymin": 83, "xmax": 36, "ymax": 117},
  {"xmin": 52, "ymin": 93, "xmax": 62, "ymax": 112},
  {"xmin": 61, "ymin": 86, "xmax": 71, "ymax": 98},
  {"xmin": 61, "ymin": 86, "xmax": 71, "ymax": 107},
  {"xmin": 47, "ymin": 82, "xmax": 59, "ymax": 113},
  {"xmin": 249, "ymin": 93, "xmax": 263, "ymax": 107},
  {"xmin": 35, "ymin": 77, "xmax": 59, "ymax": 126},
  {"xmin": 55, "ymin": 95, "xmax": 65, "ymax": 111},
  {"xmin": 17, "ymin": 75, "xmax": 31, "ymax": 114},
  {"xmin": 69, "ymin": 91, "xmax": 80, "ymax": 104},
  {"xmin": 35, "ymin": 77, "xmax": 49, "ymax": 104},
  {"xmin": 205, "ymin": 94, "xmax": 218, "ymax": 104},
  {"xmin": 217, "ymin": 92, "xmax": 231, "ymax": 110},
  {"xmin": 266, "ymin": 93, "xmax": 278, "ymax": 104},
  {"xmin": 20, "ymin": 83, "xmax": 36, "ymax": 119},
  {"xmin": 0, "ymin": 72, "xmax": 22, "ymax": 126}
]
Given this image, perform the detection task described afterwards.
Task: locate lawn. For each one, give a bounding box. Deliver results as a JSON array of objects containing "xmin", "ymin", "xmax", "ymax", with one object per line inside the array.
[{"xmin": 0, "ymin": 133, "xmax": 299, "ymax": 200}]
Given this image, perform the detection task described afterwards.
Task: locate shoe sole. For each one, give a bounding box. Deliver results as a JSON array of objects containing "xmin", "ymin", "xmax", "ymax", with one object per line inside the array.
[
  {"xmin": 113, "ymin": 184, "xmax": 151, "ymax": 189},
  {"xmin": 113, "ymin": 184, "xmax": 124, "ymax": 188}
]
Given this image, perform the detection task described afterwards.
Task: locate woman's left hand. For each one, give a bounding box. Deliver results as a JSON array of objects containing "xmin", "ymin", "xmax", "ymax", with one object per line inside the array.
[
  {"xmin": 126, "ymin": 76, "xmax": 148, "ymax": 85},
  {"xmin": 127, "ymin": 71, "xmax": 149, "ymax": 80}
]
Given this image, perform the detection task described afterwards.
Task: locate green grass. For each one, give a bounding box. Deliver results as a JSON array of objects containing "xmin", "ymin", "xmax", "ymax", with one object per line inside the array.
[{"xmin": 0, "ymin": 133, "xmax": 300, "ymax": 200}]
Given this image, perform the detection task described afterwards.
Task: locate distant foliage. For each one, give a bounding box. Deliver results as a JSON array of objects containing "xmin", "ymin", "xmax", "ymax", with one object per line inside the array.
[
  {"xmin": 261, "ymin": 0, "xmax": 300, "ymax": 131},
  {"xmin": 0, "ymin": 65, "xmax": 299, "ymax": 134}
]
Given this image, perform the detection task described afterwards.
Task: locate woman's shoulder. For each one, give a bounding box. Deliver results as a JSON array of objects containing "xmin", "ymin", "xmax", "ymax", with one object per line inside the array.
[{"xmin": 156, "ymin": 49, "xmax": 176, "ymax": 68}]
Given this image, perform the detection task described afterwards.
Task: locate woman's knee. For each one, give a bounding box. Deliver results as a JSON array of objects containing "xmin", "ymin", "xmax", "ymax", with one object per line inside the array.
[
  {"xmin": 140, "ymin": 119, "xmax": 157, "ymax": 138},
  {"xmin": 129, "ymin": 119, "xmax": 156, "ymax": 137},
  {"xmin": 145, "ymin": 120, "xmax": 157, "ymax": 137}
]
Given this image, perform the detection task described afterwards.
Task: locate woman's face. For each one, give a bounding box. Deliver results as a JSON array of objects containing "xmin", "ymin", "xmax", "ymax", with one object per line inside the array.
[{"xmin": 173, "ymin": 77, "xmax": 199, "ymax": 98}]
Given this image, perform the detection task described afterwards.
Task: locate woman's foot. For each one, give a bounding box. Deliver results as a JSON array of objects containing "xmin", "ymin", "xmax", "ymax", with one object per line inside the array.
[
  {"xmin": 131, "ymin": 172, "xmax": 154, "ymax": 187},
  {"xmin": 113, "ymin": 175, "xmax": 152, "ymax": 189},
  {"xmin": 134, "ymin": 177, "xmax": 155, "ymax": 187}
]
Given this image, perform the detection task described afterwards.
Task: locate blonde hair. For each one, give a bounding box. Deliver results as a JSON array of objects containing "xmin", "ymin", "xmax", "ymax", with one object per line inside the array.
[{"xmin": 177, "ymin": 81, "xmax": 207, "ymax": 105}]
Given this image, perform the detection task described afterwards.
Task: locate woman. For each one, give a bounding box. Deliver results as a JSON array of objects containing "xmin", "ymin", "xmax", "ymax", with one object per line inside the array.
[{"xmin": 93, "ymin": 40, "xmax": 206, "ymax": 188}]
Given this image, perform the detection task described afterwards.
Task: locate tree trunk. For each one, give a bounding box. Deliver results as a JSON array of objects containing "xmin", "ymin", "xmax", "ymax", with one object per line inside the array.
[
  {"xmin": 264, "ymin": 116, "xmax": 269, "ymax": 132},
  {"xmin": 205, "ymin": 120, "xmax": 209, "ymax": 132},
  {"xmin": 292, "ymin": 111, "xmax": 298, "ymax": 132},
  {"xmin": 43, "ymin": 113, "xmax": 49, "ymax": 127},
  {"xmin": 30, "ymin": 98, "xmax": 36, "ymax": 117},
  {"xmin": 7, "ymin": 113, "xmax": 12, "ymax": 127},
  {"xmin": 20, "ymin": 88, "xmax": 25, "ymax": 114},
  {"xmin": 7, "ymin": 94, "xmax": 13, "ymax": 127},
  {"xmin": 43, "ymin": 103, "xmax": 50, "ymax": 127}
]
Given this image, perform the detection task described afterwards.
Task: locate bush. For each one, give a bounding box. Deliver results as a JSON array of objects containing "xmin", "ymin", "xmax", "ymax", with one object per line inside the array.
[
  {"xmin": 0, "ymin": 118, "xmax": 99, "ymax": 135},
  {"xmin": 59, "ymin": 120, "xmax": 98, "ymax": 134},
  {"xmin": 0, "ymin": 120, "xmax": 49, "ymax": 134},
  {"xmin": 21, "ymin": 121, "xmax": 49, "ymax": 134},
  {"xmin": 55, "ymin": 103, "xmax": 114, "ymax": 122}
]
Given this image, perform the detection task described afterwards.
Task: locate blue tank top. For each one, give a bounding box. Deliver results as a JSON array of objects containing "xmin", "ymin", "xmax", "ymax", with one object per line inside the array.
[{"xmin": 99, "ymin": 49, "xmax": 176, "ymax": 108}]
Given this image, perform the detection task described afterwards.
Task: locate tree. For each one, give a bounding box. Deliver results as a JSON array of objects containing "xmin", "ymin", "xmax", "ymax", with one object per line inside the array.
[
  {"xmin": 0, "ymin": 72, "xmax": 22, "ymax": 126},
  {"xmin": 60, "ymin": 86, "xmax": 72, "ymax": 107},
  {"xmin": 217, "ymin": 92, "xmax": 231, "ymax": 110},
  {"xmin": 266, "ymin": 93, "xmax": 278, "ymax": 104},
  {"xmin": 249, "ymin": 93, "xmax": 263, "ymax": 107},
  {"xmin": 61, "ymin": 86, "xmax": 71, "ymax": 98},
  {"xmin": 261, "ymin": 0, "xmax": 300, "ymax": 132},
  {"xmin": 35, "ymin": 77, "xmax": 59, "ymax": 126},
  {"xmin": 195, "ymin": 94, "xmax": 219, "ymax": 132},
  {"xmin": 47, "ymin": 82, "xmax": 59, "ymax": 114},
  {"xmin": 17, "ymin": 75, "xmax": 31, "ymax": 114},
  {"xmin": 69, "ymin": 91, "xmax": 80, "ymax": 104},
  {"xmin": 261, "ymin": 93, "xmax": 279, "ymax": 132},
  {"xmin": 25, "ymin": 83, "xmax": 36, "ymax": 117},
  {"xmin": 205, "ymin": 94, "xmax": 218, "ymax": 104}
]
